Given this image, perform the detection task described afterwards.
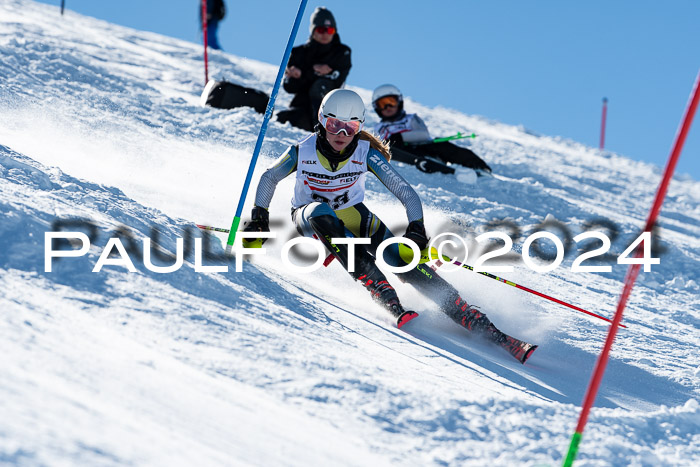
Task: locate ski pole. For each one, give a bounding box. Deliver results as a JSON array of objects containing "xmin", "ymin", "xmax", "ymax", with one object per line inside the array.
[
  {"xmin": 223, "ymin": 0, "xmax": 308, "ymax": 254},
  {"xmin": 429, "ymin": 252, "xmax": 625, "ymax": 328},
  {"xmin": 364, "ymin": 243, "xmax": 620, "ymax": 329},
  {"xmin": 197, "ymin": 224, "xmax": 230, "ymax": 233},
  {"xmin": 413, "ymin": 132, "xmax": 477, "ymax": 145},
  {"xmin": 206, "ymin": 216, "xmax": 616, "ymax": 328},
  {"xmin": 204, "ymin": 218, "xmax": 615, "ymax": 327},
  {"xmin": 60, "ymin": 0, "xmax": 65, "ymax": 15}
]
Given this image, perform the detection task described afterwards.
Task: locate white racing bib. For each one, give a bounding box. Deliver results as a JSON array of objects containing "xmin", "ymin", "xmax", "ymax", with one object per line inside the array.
[
  {"xmin": 373, "ymin": 113, "xmax": 431, "ymax": 144},
  {"xmin": 292, "ymin": 134, "xmax": 370, "ymax": 210}
]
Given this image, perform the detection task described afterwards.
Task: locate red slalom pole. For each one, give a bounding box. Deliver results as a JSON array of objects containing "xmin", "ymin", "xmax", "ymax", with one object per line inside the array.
[
  {"xmin": 201, "ymin": 0, "xmax": 209, "ymax": 85},
  {"xmin": 599, "ymin": 97, "xmax": 608, "ymax": 149},
  {"xmin": 437, "ymin": 259, "xmax": 626, "ymax": 328},
  {"xmin": 321, "ymin": 245, "xmax": 625, "ymax": 328},
  {"xmin": 563, "ymin": 70, "xmax": 700, "ymax": 466}
]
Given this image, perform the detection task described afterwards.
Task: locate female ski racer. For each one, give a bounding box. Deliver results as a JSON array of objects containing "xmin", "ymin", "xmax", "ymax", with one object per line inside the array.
[{"xmin": 243, "ymin": 89, "xmax": 536, "ymax": 363}]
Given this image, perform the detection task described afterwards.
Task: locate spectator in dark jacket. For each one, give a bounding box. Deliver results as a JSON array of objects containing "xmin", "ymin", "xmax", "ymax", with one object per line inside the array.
[
  {"xmin": 277, "ymin": 7, "xmax": 352, "ymax": 131},
  {"xmin": 200, "ymin": 0, "xmax": 226, "ymax": 50}
]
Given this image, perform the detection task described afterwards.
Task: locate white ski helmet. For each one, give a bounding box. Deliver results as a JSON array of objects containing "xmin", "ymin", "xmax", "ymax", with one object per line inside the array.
[
  {"xmin": 371, "ymin": 84, "xmax": 404, "ymax": 116},
  {"xmin": 318, "ymin": 89, "xmax": 366, "ymax": 124}
]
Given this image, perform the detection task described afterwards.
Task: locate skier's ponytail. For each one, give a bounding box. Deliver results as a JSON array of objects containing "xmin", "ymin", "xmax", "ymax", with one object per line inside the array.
[{"xmin": 358, "ymin": 131, "xmax": 392, "ymax": 161}]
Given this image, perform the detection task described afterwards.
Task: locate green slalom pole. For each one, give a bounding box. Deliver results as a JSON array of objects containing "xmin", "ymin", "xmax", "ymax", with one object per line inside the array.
[
  {"xmin": 563, "ymin": 432, "xmax": 583, "ymax": 467},
  {"xmin": 224, "ymin": 0, "xmax": 308, "ymax": 253}
]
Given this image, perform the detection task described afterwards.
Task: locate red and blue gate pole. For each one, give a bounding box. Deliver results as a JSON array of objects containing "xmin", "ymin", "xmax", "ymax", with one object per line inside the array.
[{"xmin": 563, "ymin": 70, "xmax": 699, "ymax": 466}]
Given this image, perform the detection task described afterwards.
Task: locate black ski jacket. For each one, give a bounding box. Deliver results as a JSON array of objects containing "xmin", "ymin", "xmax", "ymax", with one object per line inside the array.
[{"xmin": 283, "ymin": 35, "xmax": 352, "ymax": 109}]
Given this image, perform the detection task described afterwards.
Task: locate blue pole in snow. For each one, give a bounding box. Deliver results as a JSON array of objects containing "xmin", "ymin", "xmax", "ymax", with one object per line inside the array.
[
  {"xmin": 60, "ymin": 0, "xmax": 65, "ymax": 15},
  {"xmin": 225, "ymin": 0, "xmax": 308, "ymax": 251}
]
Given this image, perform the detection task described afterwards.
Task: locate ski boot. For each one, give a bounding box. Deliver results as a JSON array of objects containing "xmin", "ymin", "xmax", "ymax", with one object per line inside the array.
[
  {"xmin": 450, "ymin": 296, "xmax": 537, "ymax": 364},
  {"xmin": 485, "ymin": 323, "xmax": 538, "ymax": 364},
  {"xmin": 358, "ymin": 267, "xmax": 418, "ymax": 329},
  {"xmin": 307, "ymin": 213, "xmax": 418, "ymax": 329}
]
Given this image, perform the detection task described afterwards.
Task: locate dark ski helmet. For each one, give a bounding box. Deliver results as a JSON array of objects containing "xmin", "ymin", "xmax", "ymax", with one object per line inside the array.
[{"xmin": 372, "ymin": 84, "xmax": 404, "ymax": 118}]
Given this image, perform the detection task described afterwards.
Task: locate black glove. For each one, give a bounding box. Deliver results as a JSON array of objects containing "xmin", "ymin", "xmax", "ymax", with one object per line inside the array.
[
  {"xmin": 404, "ymin": 220, "xmax": 429, "ymax": 251},
  {"xmin": 242, "ymin": 206, "xmax": 270, "ymax": 245}
]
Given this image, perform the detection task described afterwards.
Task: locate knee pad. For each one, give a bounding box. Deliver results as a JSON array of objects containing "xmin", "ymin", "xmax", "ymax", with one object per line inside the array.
[
  {"xmin": 310, "ymin": 215, "xmax": 375, "ymax": 278},
  {"xmin": 308, "ymin": 214, "xmax": 345, "ymax": 240}
]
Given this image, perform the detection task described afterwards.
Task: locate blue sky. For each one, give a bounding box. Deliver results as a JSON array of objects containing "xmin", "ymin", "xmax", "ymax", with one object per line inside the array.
[{"xmin": 41, "ymin": 0, "xmax": 699, "ymax": 179}]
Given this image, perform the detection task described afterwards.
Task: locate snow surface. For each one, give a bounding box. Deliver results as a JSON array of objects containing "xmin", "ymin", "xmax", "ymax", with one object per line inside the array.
[{"xmin": 1, "ymin": 1, "xmax": 699, "ymax": 465}]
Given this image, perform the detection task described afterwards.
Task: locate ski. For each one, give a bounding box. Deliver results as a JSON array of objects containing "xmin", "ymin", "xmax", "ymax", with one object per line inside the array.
[
  {"xmin": 498, "ymin": 334, "xmax": 538, "ymax": 364},
  {"xmin": 396, "ymin": 310, "xmax": 419, "ymax": 329}
]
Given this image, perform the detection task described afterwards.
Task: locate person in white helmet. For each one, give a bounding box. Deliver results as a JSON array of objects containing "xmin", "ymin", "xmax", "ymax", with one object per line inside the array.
[
  {"xmin": 372, "ymin": 84, "xmax": 492, "ymax": 175},
  {"xmin": 243, "ymin": 89, "xmax": 536, "ymax": 363}
]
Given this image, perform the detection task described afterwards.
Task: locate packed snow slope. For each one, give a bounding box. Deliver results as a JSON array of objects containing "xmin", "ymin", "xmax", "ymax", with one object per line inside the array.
[{"xmin": 1, "ymin": 1, "xmax": 699, "ymax": 465}]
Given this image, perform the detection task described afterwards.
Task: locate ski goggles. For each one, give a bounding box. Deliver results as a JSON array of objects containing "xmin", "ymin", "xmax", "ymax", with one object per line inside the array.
[
  {"xmin": 375, "ymin": 96, "xmax": 399, "ymax": 111},
  {"xmin": 314, "ymin": 26, "xmax": 336, "ymax": 35},
  {"xmin": 320, "ymin": 115, "xmax": 363, "ymax": 136}
]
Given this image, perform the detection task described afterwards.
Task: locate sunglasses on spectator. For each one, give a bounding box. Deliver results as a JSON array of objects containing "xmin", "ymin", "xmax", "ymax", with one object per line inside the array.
[
  {"xmin": 376, "ymin": 96, "xmax": 399, "ymax": 111},
  {"xmin": 314, "ymin": 26, "xmax": 336, "ymax": 35},
  {"xmin": 320, "ymin": 115, "xmax": 363, "ymax": 136}
]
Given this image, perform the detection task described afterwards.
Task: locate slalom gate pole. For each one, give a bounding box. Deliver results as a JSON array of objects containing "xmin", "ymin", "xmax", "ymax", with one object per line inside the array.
[
  {"xmin": 433, "ymin": 257, "xmax": 625, "ymax": 328},
  {"xmin": 201, "ymin": 0, "xmax": 209, "ymax": 85},
  {"xmin": 599, "ymin": 98, "xmax": 608, "ymax": 149},
  {"xmin": 224, "ymin": 0, "xmax": 308, "ymax": 253},
  {"xmin": 60, "ymin": 0, "xmax": 65, "ymax": 15},
  {"xmin": 562, "ymin": 70, "xmax": 700, "ymax": 467}
]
